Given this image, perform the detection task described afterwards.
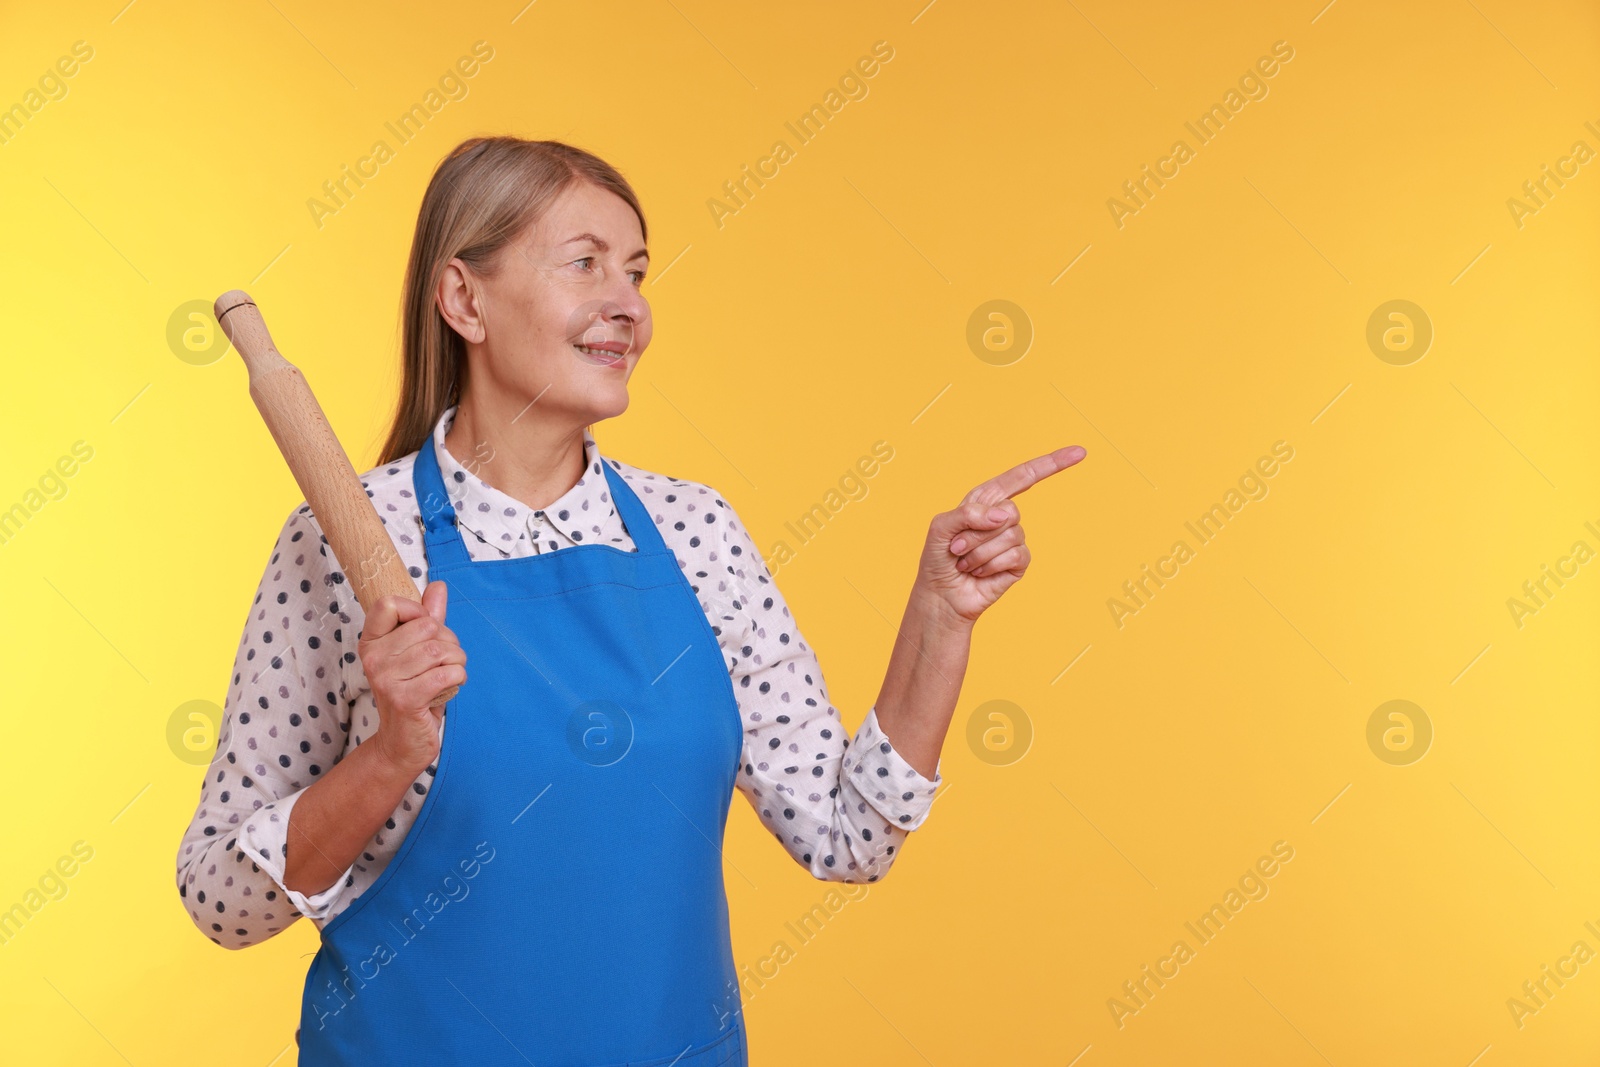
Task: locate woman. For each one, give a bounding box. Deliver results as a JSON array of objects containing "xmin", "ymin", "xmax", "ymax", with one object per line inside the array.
[{"xmin": 175, "ymin": 136, "xmax": 1084, "ymax": 1065}]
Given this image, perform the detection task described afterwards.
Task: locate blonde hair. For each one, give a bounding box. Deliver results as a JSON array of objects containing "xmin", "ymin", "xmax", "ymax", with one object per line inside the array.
[{"xmin": 377, "ymin": 136, "xmax": 647, "ymax": 465}]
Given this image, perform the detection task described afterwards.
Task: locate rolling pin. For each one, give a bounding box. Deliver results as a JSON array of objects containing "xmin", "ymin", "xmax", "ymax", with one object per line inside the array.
[{"xmin": 215, "ymin": 289, "xmax": 459, "ymax": 710}]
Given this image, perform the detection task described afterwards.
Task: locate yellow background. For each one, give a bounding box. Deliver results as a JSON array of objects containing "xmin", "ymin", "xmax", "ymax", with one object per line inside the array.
[{"xmin": 2, "ymin": 0, "xmax": 1597, "ymax": 1062}]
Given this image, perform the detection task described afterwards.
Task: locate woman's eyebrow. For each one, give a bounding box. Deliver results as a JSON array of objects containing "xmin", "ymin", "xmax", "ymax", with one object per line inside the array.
[{"xmin": 562, "ymin": 233, "xmax": 649, "ymax": 262}]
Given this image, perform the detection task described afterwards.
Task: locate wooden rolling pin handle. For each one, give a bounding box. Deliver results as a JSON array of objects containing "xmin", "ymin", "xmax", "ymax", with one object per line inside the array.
[{"xmin": 216, "ymin": 290, "xmax": 459, "ymax": 710}]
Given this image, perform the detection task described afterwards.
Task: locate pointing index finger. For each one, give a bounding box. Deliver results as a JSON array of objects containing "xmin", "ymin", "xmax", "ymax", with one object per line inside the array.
[{"xmin": 966, "ymin": 446, "xmax": 1087, "ymax": 506}]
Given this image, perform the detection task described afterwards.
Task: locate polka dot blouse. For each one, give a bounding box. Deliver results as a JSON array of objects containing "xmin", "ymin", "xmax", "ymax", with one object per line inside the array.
[{"xmin": 175, "ymin": 404, "xmax": 943, "ymax": 949}]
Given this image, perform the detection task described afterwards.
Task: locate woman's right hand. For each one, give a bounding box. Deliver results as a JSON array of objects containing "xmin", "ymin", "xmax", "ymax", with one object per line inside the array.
[{"xmin": 360, "ymin": 580, "xmax": 467, "ymax": 776}]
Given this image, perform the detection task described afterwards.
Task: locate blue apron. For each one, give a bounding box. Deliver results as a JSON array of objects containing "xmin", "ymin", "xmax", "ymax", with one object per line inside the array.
[{"xmin": 296, "ymin": 438, "xmax": 749, "ymax": 1066}]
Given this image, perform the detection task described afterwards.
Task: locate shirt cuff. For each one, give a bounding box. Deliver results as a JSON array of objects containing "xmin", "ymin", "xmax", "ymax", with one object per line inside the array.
[
  {"xmin": 236, "ymin": 789, "xmax": 357, "ymax": 923},
  {"xmin": 848, "ymin": 705, "xmax": 943, "ymax": 831}
]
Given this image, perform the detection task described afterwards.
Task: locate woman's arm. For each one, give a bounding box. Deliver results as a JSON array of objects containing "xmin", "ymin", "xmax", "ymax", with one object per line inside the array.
[
  {"xmin": 704, "ymin": 491, "xmax": 940, "ymax": 884},
  {"xmin": 174, "ymin": 504, "xmax": 370, "ymax": 948},
  {"xmin": 279, "ymin": 579, "xmax": 463, "ymax": 898},
  {"xmin": 277, "ymin": 728, "xmax": 422, "ymax": 897}
]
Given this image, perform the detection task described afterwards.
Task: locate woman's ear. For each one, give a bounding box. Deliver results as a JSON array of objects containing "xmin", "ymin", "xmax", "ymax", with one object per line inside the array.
[{"xmin": 436, "ymin": 258, "xmax": 486, "ymax": 344}]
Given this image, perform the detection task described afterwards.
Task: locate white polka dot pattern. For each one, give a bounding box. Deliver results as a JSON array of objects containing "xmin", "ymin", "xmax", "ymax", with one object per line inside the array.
[{"xmin": 175, "ymin": 406, "xmax": 942, "ymax": 949}]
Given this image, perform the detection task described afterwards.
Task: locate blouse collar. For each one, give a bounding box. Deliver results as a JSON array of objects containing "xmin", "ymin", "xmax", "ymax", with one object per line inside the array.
[{"xmin": 429, "ymin": 404, "xmax": 620, "ymax": 554}]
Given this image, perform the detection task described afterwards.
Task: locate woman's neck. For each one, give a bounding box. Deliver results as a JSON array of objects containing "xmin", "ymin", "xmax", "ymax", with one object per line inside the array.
[{"xmin": 441, "ymin": 397, "xmax": 588, "ymax": 513}]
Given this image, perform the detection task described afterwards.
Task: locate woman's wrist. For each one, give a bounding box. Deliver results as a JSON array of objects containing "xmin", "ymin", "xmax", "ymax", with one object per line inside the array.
[
  {"xmin": 909, "ymin": 583, "xmax": 977, "ymax": 637},
  {"xmin": 368, "ymin": 726, "xmax": 434, "ymax": 785}
]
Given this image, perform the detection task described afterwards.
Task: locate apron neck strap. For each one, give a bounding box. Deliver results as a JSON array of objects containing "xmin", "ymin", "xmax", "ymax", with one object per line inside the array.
[{"xmin": 411, "ymin": 431, "xmax": 671, "ymax": 563}]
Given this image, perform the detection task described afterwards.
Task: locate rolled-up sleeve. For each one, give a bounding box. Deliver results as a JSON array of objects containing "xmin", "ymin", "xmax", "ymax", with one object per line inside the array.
[
  {"xmin": 235, "ymin": 788, "xmax": 359, "ymax": 923},
  {"xmin": 848, "ymin": 705, "xmax": 941, "ymax": 832}
]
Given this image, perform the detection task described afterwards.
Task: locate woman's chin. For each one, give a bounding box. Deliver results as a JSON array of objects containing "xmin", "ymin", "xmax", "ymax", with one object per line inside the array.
[{"xmin": 587, "ymin": 387, "xmax": 630, "ymax": 421}]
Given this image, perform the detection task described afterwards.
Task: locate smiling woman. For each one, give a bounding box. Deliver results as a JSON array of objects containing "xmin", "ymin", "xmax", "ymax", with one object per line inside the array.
[{"xmin": 180, "ymin": 134, "xmax": 1081, "ymax": 1067}]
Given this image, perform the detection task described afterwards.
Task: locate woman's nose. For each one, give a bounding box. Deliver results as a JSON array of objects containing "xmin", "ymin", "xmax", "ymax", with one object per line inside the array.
[
  {"xmin": 611, "ymin": 276, "xmax": 648, "ymax": 316},
  {"xmin": 571, "ymin": 294, "xmax": 646, "ymax": 345},
  {"xmin": 606, "ymin": 289, "xmax": 649, "ymax": 338}
]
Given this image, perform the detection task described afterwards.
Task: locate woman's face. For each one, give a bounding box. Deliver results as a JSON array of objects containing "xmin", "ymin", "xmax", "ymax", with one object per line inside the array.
[{"xmin": 442, "ymin": 181, "xmax": 651, "ymax": 425}]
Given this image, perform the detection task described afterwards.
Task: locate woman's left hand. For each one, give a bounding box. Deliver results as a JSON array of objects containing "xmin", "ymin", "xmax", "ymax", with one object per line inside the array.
[{"xmin": 915, "ymin": 446, "xmax": 1087, "ymax": 626}]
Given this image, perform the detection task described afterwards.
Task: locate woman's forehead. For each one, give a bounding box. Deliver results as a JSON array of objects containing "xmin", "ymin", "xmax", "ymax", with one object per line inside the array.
[{"xmin": 534, "ymin": 184, "xmax": 644, "ymax": 247}]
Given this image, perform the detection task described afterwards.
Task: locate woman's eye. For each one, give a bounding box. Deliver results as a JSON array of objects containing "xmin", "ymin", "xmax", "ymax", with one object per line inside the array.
[{"xmin": 574, "ymin": 257, "xmax": 646, "ymax": 285}]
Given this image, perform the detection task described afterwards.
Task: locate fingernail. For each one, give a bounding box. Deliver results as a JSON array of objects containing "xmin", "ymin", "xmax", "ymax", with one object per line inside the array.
[
  {"xmin": 950, "ymin": 537, "xmax": 967, "ymax": 554},
  {"xmin": 988, "ymin": 507, "xmax": 1008, "ymax": 522}
]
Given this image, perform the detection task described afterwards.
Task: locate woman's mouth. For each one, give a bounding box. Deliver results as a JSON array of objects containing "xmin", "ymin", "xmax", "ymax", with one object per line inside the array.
[{"xmin": 572, "ymin": 342, "xmax": 628, "ymax": 368}]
